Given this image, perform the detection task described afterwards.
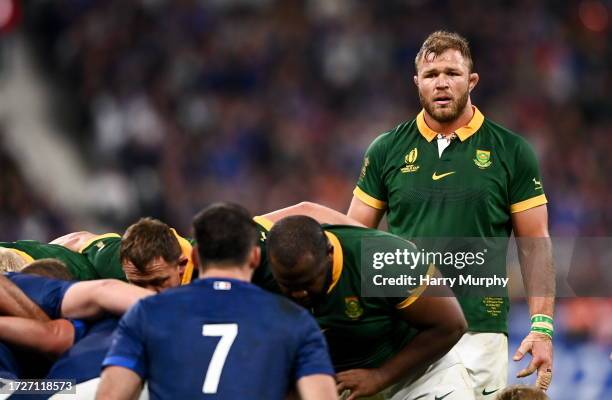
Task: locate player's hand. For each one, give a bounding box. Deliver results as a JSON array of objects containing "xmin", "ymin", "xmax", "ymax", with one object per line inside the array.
[
  {"xmin": 513, "ymin": 331, "xmax": 553, "ymax": 391},
  {"xmin": 336, "ymin": 368, "xmax": 386, "ymax": 400}
]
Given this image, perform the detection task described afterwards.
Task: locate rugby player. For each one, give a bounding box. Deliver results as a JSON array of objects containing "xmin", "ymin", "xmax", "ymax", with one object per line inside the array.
[
  {"xmin": 267, "ymin": 215, "xmax": 472, "ymax": 400},
  {"xmin": 50, "ymin": 218, "xmax": 194, "ymax": 286},
  {"xmin": 98, "ymin": 203, "xmax": 337, "ymax": 400},
  {"xmin": 348, "ymin": 31, "xmax": 555, "ymax": 396}
]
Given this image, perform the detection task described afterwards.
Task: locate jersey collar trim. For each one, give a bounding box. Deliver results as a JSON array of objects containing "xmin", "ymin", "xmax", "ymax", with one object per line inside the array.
[
  {"xmin": 416, "ymin": 106, "xmax": 485, "ymax": 142},
  {"xmin": 324, "ymin": 231, "xmax": 343, "ymax": 294},
  {"xmin": 4, "ymin": 248, "xmax": 34, "ymax": 264},
  {"xmin": 172, "ymin": 229, "xmax": 195, "ymax": 286},
  {"xmin": 253, "ymin": 216, "xmax": 274, "ymax": 231}
]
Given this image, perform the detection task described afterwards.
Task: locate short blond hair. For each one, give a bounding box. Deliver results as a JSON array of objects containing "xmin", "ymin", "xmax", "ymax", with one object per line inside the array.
[
  {"xmin": 496, "ymin": 385, "xmax": 549, "ymax": 400},
  {"xmin": 415, "ymin": 30, "xmax": 473, "ymax": 72},
  {"xmin": 0, "ymin": 248, "xmax": 28, "ymax": 273}
]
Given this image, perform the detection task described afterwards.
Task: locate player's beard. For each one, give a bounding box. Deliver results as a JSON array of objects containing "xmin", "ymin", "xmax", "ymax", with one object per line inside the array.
[{"xmin": 419, "ymin": 87, "xmax": 469, "ymax": 124}]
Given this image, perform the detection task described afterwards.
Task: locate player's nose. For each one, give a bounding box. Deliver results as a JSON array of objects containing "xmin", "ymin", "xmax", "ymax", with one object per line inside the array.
[{"xmin": 434, "ymin": 76, "xmax": 450, "ymax": 89}]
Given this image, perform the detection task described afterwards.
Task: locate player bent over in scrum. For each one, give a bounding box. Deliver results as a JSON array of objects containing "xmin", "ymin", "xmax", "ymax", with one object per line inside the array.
[
  {"xmin": 50, "ymin": 218, "xmax": 194, "ymax": 285},
  {"xmin": 98, "ymin": 203, "xmax": 337, "ymax": 400},
  {"xmin": 267, "ymin": 216, "xmax": 474, "ymax": 400}
]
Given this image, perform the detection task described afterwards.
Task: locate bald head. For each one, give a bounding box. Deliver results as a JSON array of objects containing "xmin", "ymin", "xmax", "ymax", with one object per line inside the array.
[{"xmin": 267, "ymin": 216, "xmax": 328, "ymax": 276}]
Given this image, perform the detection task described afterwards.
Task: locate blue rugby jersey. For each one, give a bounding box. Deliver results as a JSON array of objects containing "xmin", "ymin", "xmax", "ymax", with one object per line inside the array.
[{"xmin": 104, "ymin": 278, "xmax": 334, "ymax": 399}]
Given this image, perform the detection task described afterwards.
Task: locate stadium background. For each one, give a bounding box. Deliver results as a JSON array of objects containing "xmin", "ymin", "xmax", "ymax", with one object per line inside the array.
[{"xmin": 0, "ymin": 0, "xmax": 610, "ymax": 398}]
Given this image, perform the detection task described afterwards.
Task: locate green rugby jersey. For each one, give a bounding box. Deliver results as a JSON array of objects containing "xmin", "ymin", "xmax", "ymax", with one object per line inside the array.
[
  {"xmin": 80, "ymin": 230, "xmax": 195, "ymax": 284},
  {"xmin": 252, "ymin": 216, "xmax": 281, "ymax": 293},
  {"xmin": 250, "ymin": 219, "xmax": 430, "ymax": 370},
  {"xmin": 354, "ymin": 107, "xmax": 547, "ymax": 333},
  {"xmin": 0, "ymin": 240, "xmax": 99, "ymax": 280},
  {"xmin": 79, "ymin": 233, "xmax": 126, "ymax": 281},
  {"xmin": 312, "ymin": 225, "xmax": 428, "ymax": 371}
]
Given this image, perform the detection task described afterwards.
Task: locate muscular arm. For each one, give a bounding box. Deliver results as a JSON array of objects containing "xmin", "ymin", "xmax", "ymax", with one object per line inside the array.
[
  {"xmin": 296, "ymin": 374, "xmax": 338, "ymax": 400},
  {"xmin": 346, "ymin": 196, "xmax": 385, "ymax": 228},
  {"xmin": 0, "ymin": 275, "xmax": 50, "ymax": 321},
  {"xmin": 511, "ymin": 205, "xmax": 555, "ymax": 389},
  {"xmin": 512, "ymin": 205, "xmax": 555, "ymax": 319},
  {"xmin": 261, "ymin": 202, "xmax": 366, "ymax": 227},
  {"xmin": 0, "ymin": 317, "xmax": 74, "ymax": 356},
  {"xmin": 50, "ymin": 231, "xmax": 99, "ymax": 252},
  {"xmin": 96, "ymin": 366, "xmax": 143, "ymax": 400},
  {"xmin": 336, "ymin": 284, "xmax": 466, "ymax": 399},
  {"xmin": 61, "ymin": 280, "xmax": 155, "ymax": 320}
]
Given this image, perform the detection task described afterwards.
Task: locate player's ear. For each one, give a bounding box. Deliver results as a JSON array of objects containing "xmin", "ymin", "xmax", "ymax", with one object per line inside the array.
[
  {"xmin": 413, "ymin": 74, "xmax": 419, "ymax": 87},
  {"xmin": 192, "ymin": 247, "xmax": 201, "ymax": 271},
  {"xmin": 468, "ymin": 72, "xmax": 479, "ymax": 92},
  {"xmin": 249, "ymin": 246, "xmax": 261, "ymax": 271}
]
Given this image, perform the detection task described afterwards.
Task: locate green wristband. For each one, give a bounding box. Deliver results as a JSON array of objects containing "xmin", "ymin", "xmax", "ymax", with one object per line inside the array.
[
  {"xmin": 531, "ymin": 314, "xmax": 554, "ymax": 324},
  {"xmin": 531, "ymin": 326, "xmax": 553, "ymax": 339}
]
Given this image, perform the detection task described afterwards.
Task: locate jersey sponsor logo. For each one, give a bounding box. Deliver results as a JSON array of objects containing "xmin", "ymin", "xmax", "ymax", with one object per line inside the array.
[
  {"xmin": 359, "ymin": 157, "xmax": 370, "ymax": 180},
  {"xmin": 432, "ymin": 171, "xmax": 456, "ymax": 180},
  {"xmin": 482, "ymin": 387, "xmax": 500, "ymax": 396},
  {"xmin": 401, "ymin": 148, "xmax": 420, "ymax": 173},
  {"xmin": 532, "ymin": 177, "xmax": 542, "ymax": 190},
  {"xmin": 344, "ymin": 296, "xmax": 364, "ymax": 319},
  {"xmin": 435, "ymin": 390, "xmax": 454, "ymax": 400},
  {"xmin": 474, "ymin": 149, "xmax": 492, "ymax": 169}
]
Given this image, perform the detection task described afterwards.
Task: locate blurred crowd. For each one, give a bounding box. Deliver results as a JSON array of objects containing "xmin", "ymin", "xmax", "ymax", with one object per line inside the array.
[
  {"xmin": 0, "ymin": 129, "xmax": 68, "ymax": 241},
  {"xmin": 20, "ymin": 0, "xmax": 610, "ymax": 236}
]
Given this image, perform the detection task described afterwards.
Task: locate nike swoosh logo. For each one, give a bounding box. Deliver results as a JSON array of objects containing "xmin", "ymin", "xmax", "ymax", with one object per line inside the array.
[
  {"xmin": 432, "ymin": 171, "xmax": 456, "ymax": 180},
  {"xmin": 482, "ymin": 388, "xmax": 500, "ymax": 396},
  {"xmin": 435, "ymin": 391, "xmax": 454, "ymax": 400}
]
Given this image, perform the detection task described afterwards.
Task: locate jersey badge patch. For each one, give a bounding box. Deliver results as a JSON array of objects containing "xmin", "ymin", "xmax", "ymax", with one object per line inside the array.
[
  {"xmin": 474, "ymin": 149, "xmax": 492, "ymax": 169},
  {"xmin": 344, "ymin": 296, "xmax": 364, "ymax": 319},
  {"xmin": 213, "ymin": 281, "xmax": 232, "ymax": 290}
]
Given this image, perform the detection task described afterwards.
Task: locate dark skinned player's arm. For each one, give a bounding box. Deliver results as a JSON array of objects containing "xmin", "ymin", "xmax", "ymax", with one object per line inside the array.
[
  {"xmin": 0, "ymin": 274, "xmax": 50, "ymax": 321},
  {"xmin": 0, "ymin": 316, "xmax": 74, "ymax": 357},
  {"xmin": 337, "ymin": 284, "xmax": 466, "ymax": 396},
  {"xmin": 379, "ymin": 285, "xmax": 466, "ymax": 386},
  {"xmin": 261, "ymin": 202, "xmax": 366, "ymax": 227}
]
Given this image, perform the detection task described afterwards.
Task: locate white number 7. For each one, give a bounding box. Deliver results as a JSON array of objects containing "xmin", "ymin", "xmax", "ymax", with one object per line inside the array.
[{"xmin": 202, "ymin": 323, "xmax": 238, "ymax": 394}]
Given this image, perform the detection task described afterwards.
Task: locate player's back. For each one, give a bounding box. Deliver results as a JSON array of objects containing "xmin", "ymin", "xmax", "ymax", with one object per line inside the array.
[{"xmin": 105, "ymin": 277, "xmax": 332, "ymax": 400}]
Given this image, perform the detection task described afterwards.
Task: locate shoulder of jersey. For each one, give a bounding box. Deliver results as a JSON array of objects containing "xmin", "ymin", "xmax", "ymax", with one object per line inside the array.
[
  {"xmin": 375, "ymin": 120, "xmax": 415, "ymax": 145},
  {"xmin": 480, "ymin": 118, "xmax": 528, "ymax": 146}
]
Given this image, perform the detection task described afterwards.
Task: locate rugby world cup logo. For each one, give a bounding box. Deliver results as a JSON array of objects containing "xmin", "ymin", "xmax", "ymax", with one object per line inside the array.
[{"xmin": 401, "ymin": 148, "xmax": 420, "ymax": 173}]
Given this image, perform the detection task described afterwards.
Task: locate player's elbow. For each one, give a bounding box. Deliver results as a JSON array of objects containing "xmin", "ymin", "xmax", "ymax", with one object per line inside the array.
[
  {"xmin": 296, "ymin": 201, "xmax": 319, "ymax": 215},
  {"xmin": 39, "ymin": 319, "xmax": 75, "ymax": 356},
  {"xmin": 63, "ymin": 279, "xmax": 123, "ymax": 319}
]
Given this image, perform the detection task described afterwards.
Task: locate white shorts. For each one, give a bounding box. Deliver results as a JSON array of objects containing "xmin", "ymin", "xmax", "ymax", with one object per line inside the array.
[
  {"xmin": 340, "ymin": 350, "xmax": 475, "ymax": 400},
  {"xmin": 454, "ymin": 332, "xmax": 508, "ymax": 399},
  {"xmin": 384, "ymin": 349, "xmax": 475, "ymax": 400}
]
